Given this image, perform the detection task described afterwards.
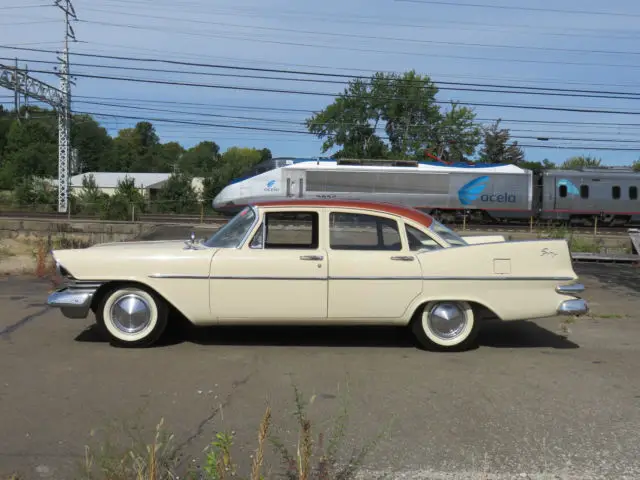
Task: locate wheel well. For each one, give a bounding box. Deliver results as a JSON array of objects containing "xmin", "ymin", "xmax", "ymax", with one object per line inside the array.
[
  {"xmin": 90, "ymin": 281, "xmax": 185, "ymax": 319},
  {"xmin": 409, "ymin": 299, "xmax": 500, "ymax": 324}
]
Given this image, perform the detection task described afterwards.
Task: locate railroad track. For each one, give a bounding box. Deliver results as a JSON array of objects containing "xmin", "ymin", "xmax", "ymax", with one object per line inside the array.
[{"xmin": 0, "ymin": 211, "xmax": 636, "ymax": 235}]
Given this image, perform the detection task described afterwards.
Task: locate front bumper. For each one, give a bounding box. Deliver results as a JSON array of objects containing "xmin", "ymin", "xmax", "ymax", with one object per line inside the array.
[{"xmin": 47, "ymin": 286, "xmax": 99, "ymax": 319}]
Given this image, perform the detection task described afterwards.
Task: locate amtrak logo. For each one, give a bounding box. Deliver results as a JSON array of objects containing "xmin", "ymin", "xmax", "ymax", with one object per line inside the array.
[
  {"xmin": 558, "ymin": 179, "xmax": 579, "ymax": 195},
  {"xmin": 264, "ymin": 179, "xmax": 279, "ymax": 192},
  {"xmin": 458, "ymin": 176, "xmax": 489, "ymax": 205}
]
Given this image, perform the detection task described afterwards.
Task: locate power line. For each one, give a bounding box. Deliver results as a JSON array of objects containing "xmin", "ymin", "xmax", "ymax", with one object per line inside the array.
[
  {"xmin": 4, "ymin": 54, "xmax": 640, "ymax": 101},
  {"xmin": 70, "ymin": 99, "xmax": 640, "ymax": 139},
  {"xmin": 15, "ymin": 67, "xmax": 640, "ymax": 116},
  {"xmin": 44, "ymin": 23, "xmax": 640, "ymax": 70},
  {"xmin": 76, "ymin": 11, "xmax": 640, "ymax": 58},
  {"xmin": 65, "ymin": 95, "xmax": 640, "ymax": 128},
  {"xmin": 81, "ymin": 3, "xmax": 640, "ymax": 42},
  {"xmin": 394, "ymin": 0, "xmax": 640, "ymax": 18},
  {"xmin": 77, "ymin": 110, "xmax": 640, "ymax": 151}
]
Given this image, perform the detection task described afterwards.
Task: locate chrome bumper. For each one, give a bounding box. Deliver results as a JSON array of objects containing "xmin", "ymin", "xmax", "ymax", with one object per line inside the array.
[
  {"xmin": 556, "ymin": 283, "xmax": 588, "ymax": 316},
  {"xmin": 557, "ymin": 299, "xmax": 589, "ymax": 316},
  {"xmin": 47, "ymin": 287, "xmax": 98, "ymax": 319},
  {"xmin": 556, "ymin": 283, "xmax": 585, "ymax": 295}
]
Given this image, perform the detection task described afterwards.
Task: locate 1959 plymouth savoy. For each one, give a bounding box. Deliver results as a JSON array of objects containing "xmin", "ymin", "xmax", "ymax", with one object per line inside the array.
[{"xmin": 47, "ymin": 200, "xmax": 588, "ymax": 351}]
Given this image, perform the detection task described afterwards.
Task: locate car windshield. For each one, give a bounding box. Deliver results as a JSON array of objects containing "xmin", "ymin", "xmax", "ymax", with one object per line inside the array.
[
  {"xmin": 204, "ymin": 207, "xmax": 256, "ymax": 248},
  {"xmin": 429, "ymin": 220, "xmax": 468, "ymax": 247}
]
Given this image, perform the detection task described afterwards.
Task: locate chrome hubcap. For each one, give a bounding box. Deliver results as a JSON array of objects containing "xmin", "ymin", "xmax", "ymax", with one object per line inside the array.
[
  {"xmin": 110, "ymin": 294, "xmax": 152, "ymax": 334},
  {"xmin": 427, "ymin": 303, "xmax": 467, "ymax": 340}
]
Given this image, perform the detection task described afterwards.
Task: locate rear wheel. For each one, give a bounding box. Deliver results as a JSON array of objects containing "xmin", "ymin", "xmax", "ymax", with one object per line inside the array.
[
  {"xmin": 96, "ymin": 285, "xmax": 168, "ymax": 348},
  {"xmin": 411, "ymin": 300, "xmax": 479, "ymax": 351}
]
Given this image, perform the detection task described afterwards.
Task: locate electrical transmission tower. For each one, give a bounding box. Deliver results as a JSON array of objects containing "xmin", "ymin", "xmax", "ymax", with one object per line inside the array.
[
  {"xmin": 55, "ymin": 0, "xmax": 77, "ymax": 213},
  {"xmin": 0, "ymin": 0, "xmax": 77, "ymax": 213}
]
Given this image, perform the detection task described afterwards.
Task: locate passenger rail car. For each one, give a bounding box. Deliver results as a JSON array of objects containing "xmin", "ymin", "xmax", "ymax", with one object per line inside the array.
[
  {"xmin": 539, "ymin": 169, "xmax": 640, "ymax": 226},
  {"xmin": 212, "ymin": 158, "xmax": 640, "ymax": 227}
]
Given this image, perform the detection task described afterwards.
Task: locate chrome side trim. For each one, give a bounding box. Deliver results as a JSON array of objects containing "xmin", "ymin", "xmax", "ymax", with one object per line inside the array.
[
  {"xmin": 557, "ymin": 298, "xmax": 589, "ymax": 316},
  {"xmin": 150, "ymin": 274, "xmax": 575, "ymax": 281},
  {"xmin": 47, "ymin": 287, "xmax": 97, "ymax": 319},
  {"xmin": 213, "ymin": 276, "xmax": 327, "ymax": 281},
  {"xmin": 419, "ymin": 276, "xmax": 575, "ymax": 281},
  {"xmin": 148, "ymin": 274, "xmax": 210, "ymax": 279},
  {"xmin": 556, "ymin": 283, "xmax": 585, "ymax": 295}
]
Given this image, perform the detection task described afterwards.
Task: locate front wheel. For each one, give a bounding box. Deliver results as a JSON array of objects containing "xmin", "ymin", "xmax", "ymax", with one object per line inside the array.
[
  {"xmin": 96, "ymin": 285, "xmax": 168, "ymax": 348},
  {"xmin": 411, "ymin": 300, "xmax": 479, "ymax": 351}
]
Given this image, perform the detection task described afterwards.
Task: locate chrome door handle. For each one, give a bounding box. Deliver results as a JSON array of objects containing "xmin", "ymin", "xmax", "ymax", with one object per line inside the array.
[
  {"xmin": 391, "ymin": 255, "xmax": 415, "ymax": 261},
  {"xmin": 300, "ymin": 255, "xmax": 324, "ymax": 261}
]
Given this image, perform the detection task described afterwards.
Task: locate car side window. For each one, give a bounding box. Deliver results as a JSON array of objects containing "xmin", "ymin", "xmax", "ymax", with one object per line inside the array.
[
  {"xmin": 329, "ymin": 212, "xmax": 402, "ymax": 251},
  {"xmin": 250, "ymin": 211, "xmax": 318, "ymax": 249},
  {"xmin": 405, "ymin": 224, "xmax": 442, "ymax": 251}
]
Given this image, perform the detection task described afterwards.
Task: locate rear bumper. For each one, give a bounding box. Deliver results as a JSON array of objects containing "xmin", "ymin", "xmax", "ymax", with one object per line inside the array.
[
  {"xmin": 557, "ymin": 298, "xmax": 589, "ymax": 316},
  {"xmin": 47, "ymin": 286, "xmax": 98, "ymax": 319},
  {"xmin": 556, "ymin": 283, "xmax": 588, "ymax": 316}
]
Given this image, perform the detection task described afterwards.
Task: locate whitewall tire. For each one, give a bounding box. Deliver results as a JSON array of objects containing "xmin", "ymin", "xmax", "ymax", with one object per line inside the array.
[
  {"xmin": 96, "ymin": 285, "xmax": 168, "ymax": 347},
  {"xmin": 411, "ymin": 300, "xmax": 479, "ymax": 351}
]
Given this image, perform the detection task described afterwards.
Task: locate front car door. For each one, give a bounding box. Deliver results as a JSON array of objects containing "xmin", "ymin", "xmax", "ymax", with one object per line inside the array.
[
  {"xmin": 326, "ymin": 209, "xmax": 423, "ymax": 321},
  {"xmin": 210, "ymin": 207, "xmax": 328, "ymax": 322}
]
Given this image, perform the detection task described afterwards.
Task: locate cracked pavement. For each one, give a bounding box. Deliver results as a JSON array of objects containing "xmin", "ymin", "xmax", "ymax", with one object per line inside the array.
[{"xmin": 1, "ymin": 263, "xmax": 640, "ymax": 479}]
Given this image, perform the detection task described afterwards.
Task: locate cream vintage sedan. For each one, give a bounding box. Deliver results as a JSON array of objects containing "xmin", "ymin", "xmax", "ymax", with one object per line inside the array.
[{"xmin": 47, "ymin": 200, "xmax": 588, "ymax": 351}]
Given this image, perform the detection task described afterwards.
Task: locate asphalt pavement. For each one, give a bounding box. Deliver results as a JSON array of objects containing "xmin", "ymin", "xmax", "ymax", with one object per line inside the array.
[{"xmin": 1, "ymin": 264, "xmax": 640, "ymax": 479}]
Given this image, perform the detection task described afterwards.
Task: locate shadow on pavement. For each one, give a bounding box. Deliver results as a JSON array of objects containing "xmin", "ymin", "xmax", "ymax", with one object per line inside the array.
[{"xmin": 75, "ymin": 317, "xmax": 579, "ymax": 350}]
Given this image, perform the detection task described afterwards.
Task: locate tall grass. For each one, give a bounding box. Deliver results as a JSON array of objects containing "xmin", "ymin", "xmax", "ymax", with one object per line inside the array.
[
  {"xmin": 535, "ymin": 225, "xmax": 603, "ymax": 253},
  {"xmin": 76, "ymin": 385, "xmax": 387, "ymax": 480}
]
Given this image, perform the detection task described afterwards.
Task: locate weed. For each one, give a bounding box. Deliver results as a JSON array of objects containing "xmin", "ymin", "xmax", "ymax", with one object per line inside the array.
[
  {"xmin": 0, "ymin": 244, "xmax": 15, "ymax": 260},
  {"xmin": 79, "ymin": 417, "xmax": 180, "ymax": 480},
  {"xmin": 78, "ymin": 385, "xmax": 385, "ymax": 480}
]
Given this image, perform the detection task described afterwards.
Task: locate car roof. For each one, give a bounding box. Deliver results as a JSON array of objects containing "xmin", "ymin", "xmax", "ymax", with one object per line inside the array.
[{"xmin": 251, "ymin": 199, "xmax": 434, "ymax": 228}]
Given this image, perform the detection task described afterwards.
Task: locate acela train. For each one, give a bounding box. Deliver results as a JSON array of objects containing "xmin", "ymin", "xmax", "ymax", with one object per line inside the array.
[{"xmin": 212, "ymin": 157, "xmax": 640, "ymax": 226}]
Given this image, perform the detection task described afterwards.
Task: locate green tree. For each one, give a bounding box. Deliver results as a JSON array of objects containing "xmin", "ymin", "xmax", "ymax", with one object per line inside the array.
[
  {"xmin": 12, "ymin": 176, "xmax": 57, "ymax": 211},
  {"xmin": 112, "ymin": 122, "xmax": 169, "ymax": 172},
  {"xmin": 159, "ymin": 141, "xmax": 185, "ymax": 172},
  {"xmin": 478, "ymin": 119, "xmax": 525, "ymax": 164},
  {"xmin": 201, "ymin": 147, "xmax": 263, "ymax": 201},
  {"xmin": 72, "ymin": 114, "xmax": 114, "ymax": 173},
  {"xmin": 74, "ymin": 173, "xmax": 109, "ymax": 215},
  {"xmin": 632, "ymin": 159, "xmax": 640, "ymax": 172},
  {"xmin": 178, "ymin": 141, "xmax": 220, "ymax": 176},
  {"xmin": 520, "ymin": 159, "xmax": 555, "ymax": 172},
  {"xmin": 259, "ymin": 147, "xmax": 272, "ymax": 162},
  {"xmin": 155, "ymin": 172, "xmax": 199, "ymax": 213},
  {"xmin": 101, "ymin": 175, "xmax": 147, "ymax": 220},
  {"xmin": 0, "ymin": 114, "xmax": 58, "ymax": 189},
  {"xmin": 306, "ymin": 70, "xmax": 482, "ymax": 160},
  {"xmin": 430, "ymin": 102, "xmax": 481, "ymax": 163},
  {"xmin": 562, "ymin": 155, "xmax": 601, "ymax": 169}
]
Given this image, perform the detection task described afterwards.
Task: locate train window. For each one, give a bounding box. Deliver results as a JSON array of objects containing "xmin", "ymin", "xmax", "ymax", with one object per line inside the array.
[
  {"xmin": 329, "ymin": 212, "xmax": 402, "ymax": 251},
  {"xmin": 559, "ymin": 185, "xmax": 567, "ymax": 198},
  {"xmin": 612, "ymin": 185, "xmax": 621, "ymax": 200},
  {"xmin": 253, "ymin": 211, "xmax": 318, "ymax": 249},
  {"xmin": 631, "ymin": 186, "xmax": 638, "ymax": 200},
  {"xmin": 580, "ymin": 185, "xmax": 589, "ymax": 199}
]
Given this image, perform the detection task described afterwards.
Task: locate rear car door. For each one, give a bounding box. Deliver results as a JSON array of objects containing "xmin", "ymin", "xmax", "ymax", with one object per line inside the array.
[{"xmin": 326, "ymin": 210, "xmax": 423, "ymax": 321}]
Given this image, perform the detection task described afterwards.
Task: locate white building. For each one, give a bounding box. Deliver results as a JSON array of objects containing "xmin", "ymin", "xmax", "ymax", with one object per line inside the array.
[{"xmin": 68, "ymin": 172, "xmax": 205, "ymax": 198}]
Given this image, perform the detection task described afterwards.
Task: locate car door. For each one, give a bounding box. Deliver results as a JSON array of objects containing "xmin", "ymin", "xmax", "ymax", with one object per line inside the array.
[
  {"xmin": 210, "ymin": 209, "xmax": 328, "ymax": 322},
  {"xmin": 326, "ymin": 210, "xmax": 423, "ymax": 321}
]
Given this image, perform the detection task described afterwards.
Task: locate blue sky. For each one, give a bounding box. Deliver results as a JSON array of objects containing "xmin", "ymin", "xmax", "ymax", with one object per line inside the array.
[{"xmin": 1, "ymin": 0, "xmax": 639, "ymax": 166}]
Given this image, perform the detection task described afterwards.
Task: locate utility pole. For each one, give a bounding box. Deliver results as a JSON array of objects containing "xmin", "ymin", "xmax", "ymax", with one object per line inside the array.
[
  {"xmin": 13, "ymin": 58, "xmax": 20, "ymax": 121},
  {"xmin": 55, "ymin": 0, "xmax": 77, "ymax": 213}
]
